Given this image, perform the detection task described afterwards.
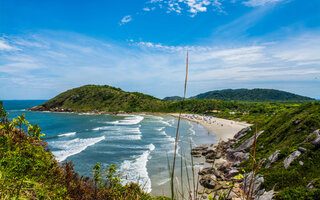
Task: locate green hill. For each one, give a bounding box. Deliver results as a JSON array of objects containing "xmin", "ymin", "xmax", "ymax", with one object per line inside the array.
[
  {"xmin": 190, "ymin": 88, "xmax": 314, "ymax": 102},
  {"xmin": 28, "ymin": 85, "xmax": 168, "ymax": 113},
  {"xmin": 163, "ymin": 96, "xmax": 184, "ymax": 102},
  {"xmin": 235, "ymin": 102, "xmax": 320, "ymax": 199}
]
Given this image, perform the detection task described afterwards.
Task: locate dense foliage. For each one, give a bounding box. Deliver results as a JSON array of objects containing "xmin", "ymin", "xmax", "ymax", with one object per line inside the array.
[
  {"xmin": 237, "ymin": 102, "xmax": 320, "ymax": 199},
  {"xmin": 0, "ymin": 101, "xmax": 169, "ymax": 199},
  {"xmin": 189, "ymin": 88, "xmax": 315, "ymax": 102},
  {"xmin": 37, "ymin": 85, "xmax": 168, "ymax": 112},
  {"xmin": 163, "ymin": 96, "xmax": 184, "ymax": 102}
]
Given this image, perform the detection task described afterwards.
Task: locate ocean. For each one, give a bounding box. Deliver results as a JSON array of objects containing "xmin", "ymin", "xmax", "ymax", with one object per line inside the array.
[{"xmin": 2, "ymin": 100, "xmax": 217, "ymax": 196}]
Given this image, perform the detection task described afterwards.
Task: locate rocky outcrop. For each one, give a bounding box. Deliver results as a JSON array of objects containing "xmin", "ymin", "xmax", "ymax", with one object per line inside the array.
[
  {"xmin": 190, "ymin": 125, "xmax": 274, "ymax": 199},
  {"xmin": 234, "ymin": 127, "xmax": 251, "ymax": 140},
  {"xmin": 256, "ymin": 190, "xmax": 275, "ymax": 200},
  {"xmin": 311, "ymin": 130, "xmax": 320, "ymax": 149},
  {"xmin": 198, "ymin": 167, "xmax": 215, "ymax": 176},
  {"xmin": 242, "ymin": 172, "xmax": 264, "ymax": 197},
  {"xmin": 199, "ymin": 175, "xmax": 217, "ymax": 189},
  {"xmin": 292, "ymin": 119, "xmax": 302, "ymax": 125},
  {"xmin": 304, "ymin": 129, "xmax": 320, "ymax": 149},
  {"xmin": 234, "ymin": 130, "xmax": 264, "ymax": 152},
  {"xmin": 191, "ymin": 145, "xmax": 208, "ymax": 157},
  {"xmin": 265, "ymin": 150, "xmax": 280, "ymax": 168},
  {"xmin": 283, "ymin": 150, "xmax": 301, "ymax": 169}
]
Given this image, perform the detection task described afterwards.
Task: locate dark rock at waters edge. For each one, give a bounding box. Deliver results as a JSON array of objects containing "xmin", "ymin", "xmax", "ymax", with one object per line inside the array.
[
  {"xmin": 190, "ymin": 126, "xmax": 275, "ymax": 199},
  {"xmin": 199, "ymin": 175, "xmax": 217, "ymax": 189}
]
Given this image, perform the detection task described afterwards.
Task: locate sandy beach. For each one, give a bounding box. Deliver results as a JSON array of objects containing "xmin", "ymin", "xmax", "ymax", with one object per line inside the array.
[{"xmin": 170, "ymin": 113, "xmax": 251, "ymax": 142}]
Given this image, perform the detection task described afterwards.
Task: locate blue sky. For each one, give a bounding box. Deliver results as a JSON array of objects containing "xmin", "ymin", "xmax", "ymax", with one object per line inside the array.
[{"xmin": 1, "ymin": 0, "xmax": 320, "ymax": 100}]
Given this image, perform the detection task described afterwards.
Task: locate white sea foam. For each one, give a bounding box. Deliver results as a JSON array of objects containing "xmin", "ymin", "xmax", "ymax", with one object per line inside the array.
[
  {"xmin": 157, "ymin": 178, "xmax": 170, "ymax": 186},
  {"xmin": 108, "ymin": 135, "xmax": 142, "ymax": 140},
  {"xmin": 150, "ymin": 115, "xmax": 164, "ymax": 120},
  {"xmin": 147, "ymin": 143, "xmax": 155, "ymax": 151},
  {"xmin": 189, "ymin": 124, "xmax": 196, "ymax": 135},
  {"xmin": 160, "ymin": 120, "xmax": 171, "ymax": 126},
  {"xmin": 78, "ymin": 113, "xmax": 97, "ymax": 115},
  {"xmin": 58, "ymin": 132, "xmax": 76, "ymax": 137},
  {"xmin": 51, "ymin": 136, "xmax": 105, "ymax": 162},
  {"xmin": 160, "ymin": 119, "xmax": 175, "ymax": 127},
  {"xmin": 160, "ymin": 131, "xmax": 175, "ymax": 143},
  {"xmin": 118, "ymin": 115, "xmax": 144, "ymax": 125},
  {"xmin": 122, "ymin": 127, "xmax": 141, "ymax": 134},
  {"xmin": 8, "ymin": 109, "xmax": 25, "ymax": 112},
  {"xmin": 93, "ymin": 126, "xmax": 141, "ymax": 135},
  {"xmin": 120, "ymin": 144, "xmax": 155, "ymax": 193},
  {"xmin": 156, "ymin": 127, "xmax": 165, "ymax": 131},
  {"xmin": 92, "ymin": 126, "xmax": 121, "ymax": 131},
  {"xmin": 105, "ymin": 120, "xmax": 120, "ymax": 124}
]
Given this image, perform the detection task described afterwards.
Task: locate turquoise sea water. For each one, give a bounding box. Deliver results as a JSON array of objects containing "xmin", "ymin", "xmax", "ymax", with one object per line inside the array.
[{"xmin": 3, "ymin": 100, "xmax": 217, "ymax": 196}]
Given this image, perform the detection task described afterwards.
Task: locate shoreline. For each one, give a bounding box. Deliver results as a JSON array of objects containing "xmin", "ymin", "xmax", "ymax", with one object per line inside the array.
[
  {"xmin": 27, "ymin": 107, "xmax": 251, "ymax": 142},
  {"xmin": 169, "ymin": 113, "xmax": 251, "ymax": 142}
]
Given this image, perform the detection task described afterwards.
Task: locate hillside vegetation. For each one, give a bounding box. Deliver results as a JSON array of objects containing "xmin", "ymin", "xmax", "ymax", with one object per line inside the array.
[
  {"xmin": 165, "ymin": 88, "xmax": 314, "ymax": 102},
  {"xmin": 190, "ymin": 88, "xmax": 314, "ymax": 102},
  {"xmin": 28, "ymin": 85, "xmax": 309, "ymax": 124},
  {"xmin": 29, "ymin": 85, "xmax": 168, "ymax": 112},
  {"xmin": 235, "ymin": 102, "xmax": 320, "ymax": 199}
]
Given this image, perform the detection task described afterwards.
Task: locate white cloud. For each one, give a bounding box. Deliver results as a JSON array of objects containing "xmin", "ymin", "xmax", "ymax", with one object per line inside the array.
[
  {"xmin": 1, "ymin": 31, "xmax": 320, "ymax": 100},
  {"xmin": 0, "ymin": 39, "xmax": 19, "ymax": 51},
  {"xmin": 146, "ymin": 0, "xmax": 224, "ymax": 16},
  {"xmin": 120, "ymin": 15, "xmax": 132, "ymax": 25},
  {"xmin": 243, "ymin": 0, "xmax": 286, "ymax": 7}
]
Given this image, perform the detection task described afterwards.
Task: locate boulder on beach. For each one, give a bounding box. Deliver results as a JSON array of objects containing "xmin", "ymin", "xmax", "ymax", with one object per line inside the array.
[{"xmin": 199, "ymin": 175, "xmax": 217, "ymax": 189}]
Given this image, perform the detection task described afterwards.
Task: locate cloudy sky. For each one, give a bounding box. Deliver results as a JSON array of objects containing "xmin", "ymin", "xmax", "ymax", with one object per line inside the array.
[{"xmin": 1, "ymin": 0, "xmax": 320, "ymax": 99}]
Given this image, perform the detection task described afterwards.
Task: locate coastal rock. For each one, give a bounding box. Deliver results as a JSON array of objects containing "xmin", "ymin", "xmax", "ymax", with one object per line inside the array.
[
  {"xmin": 265, "ymin": 150, "xmax": 280, "ymax": 168},
  {"xmin": 233, "ymin": 161, "xmax": 241, "ymax": 167},
  {"xmin": 202, "ymin": 149, "xmax": 216, "ymax": 156},
  {"xmin": 234, "ymin": 130, "xmax": 264, "ymax": 152},
  {"xmin": 191, "ymin": 145, "xmax": 209, "ymax": 157},
  {"xmin": 298, "ymin": 147, "xmax": 307, "ymax": 153},
  {"xmin": 205, "ymin": 151, "xmax": 216, "ymax": 160},
  {"xmin": 206, "ymin": 159, "xmax": 215, "ymax": 163},
  {"xmin": 284, "ymin": 150, "xmax": 301, "ymax": 169},
  {"xmin": 215, "ymin": 159, "xmax": 228, "ymax": 169},
  {"xmin": 304, "ymin": 129, "xmax": 320, "ymax": 143},
  {"xmin": 242, "ymin": 172, "xmax": 264, "ymax": 197},
  {"xmin": 226, "ymin": 169, "xmax": 239, "ymax": 179},
  {"xmin": 234, "ymin": 127, "xmax": 251, "ymax": 140},
  {"xmin": 233, "ymin": 151, "xmax": 245, "ymax": 161},
  {"xmin": 199, "ymin": 175, "xmax": 217, "ymax": 189},
  {"xmin": 307, "ymin": 180, "xmax": 317, "ymax": 190},
  {"xmin": 217, "ymin": 162, "xmax": 232, "ymax": 174},
  {"xmin": 255, "ymin": 190, "xmax": 275, "ymax": 200},
  {"xmin": 312, "ymin": 135, "xmax": 320, "ymax": 149},
  {"xmin": 198, "ymin": 167, "xmax": 215, "ymax": 176},
  {"xmin": 292, "ymin": 119, "xmax": 302, "ymax": 125},
  {"xmin": 215, "ymin": 152, "xmax": 223, "ymax": 159}
]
